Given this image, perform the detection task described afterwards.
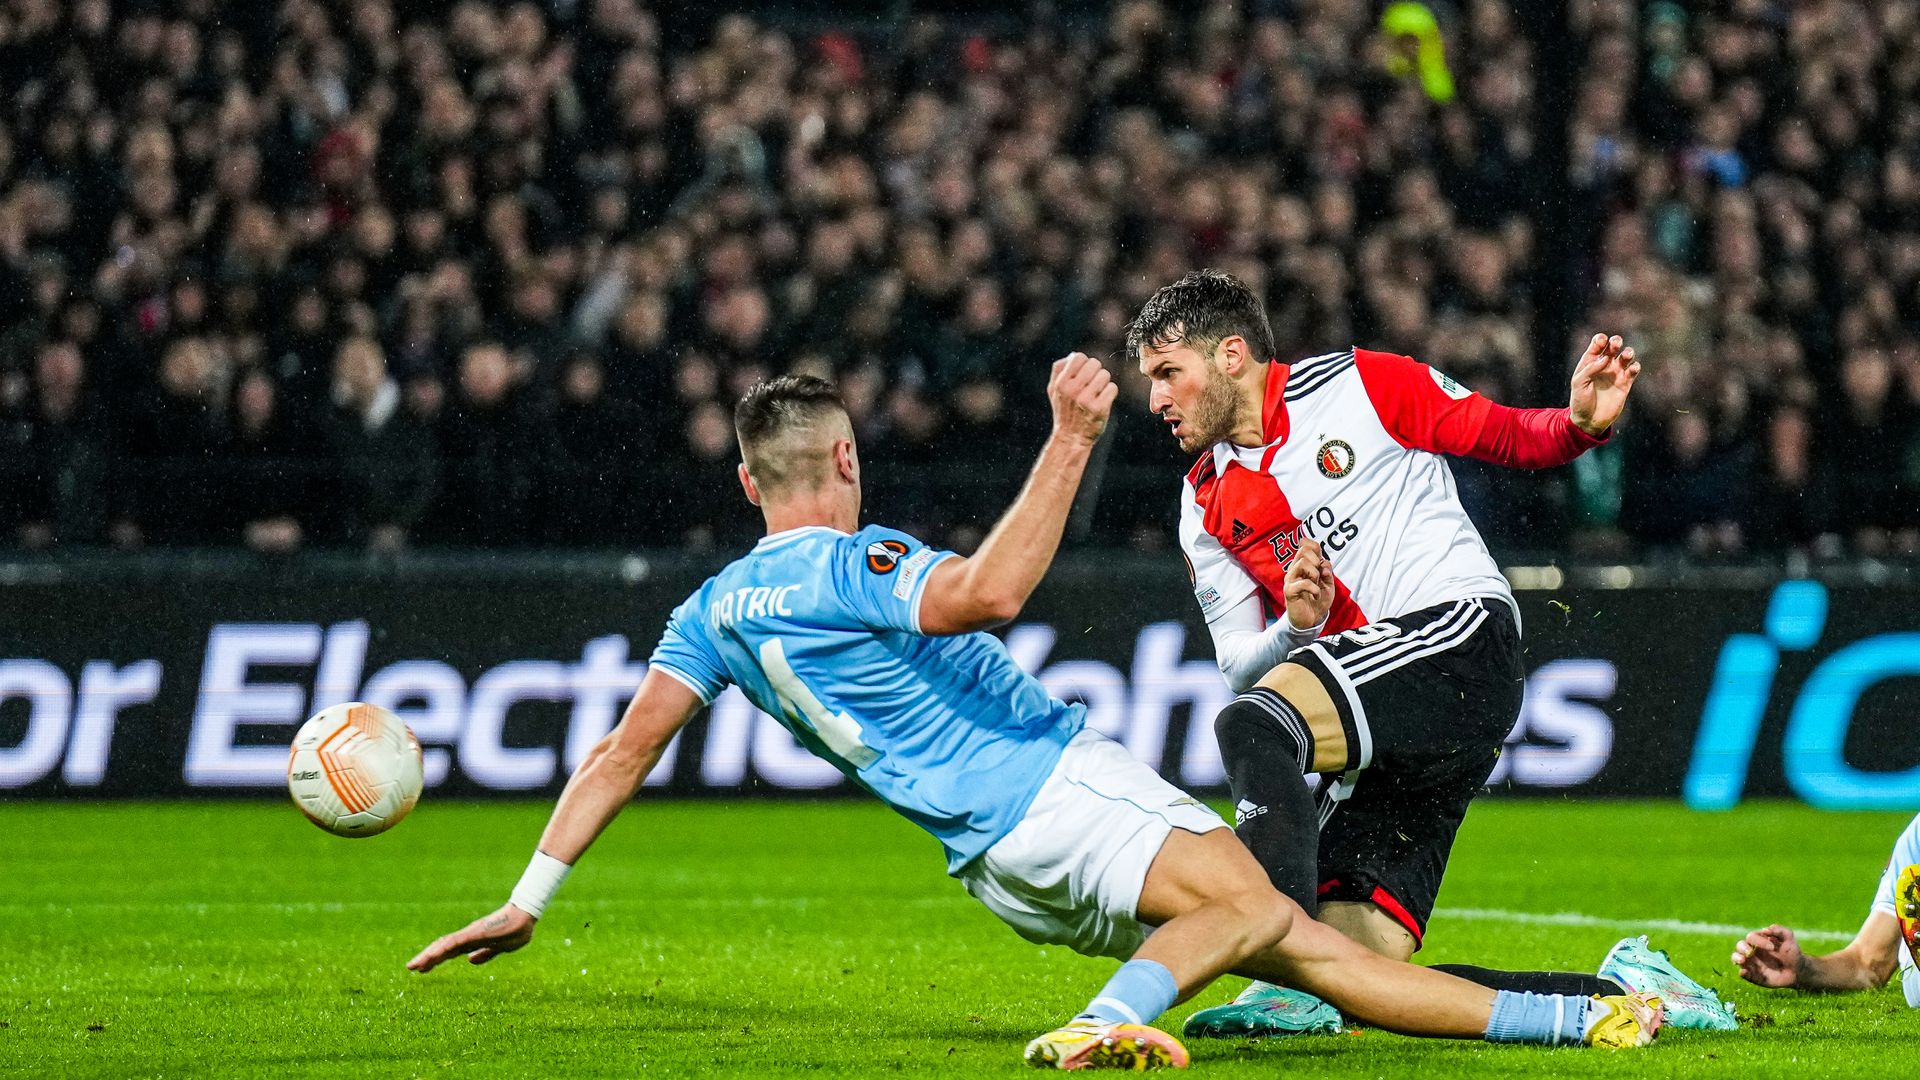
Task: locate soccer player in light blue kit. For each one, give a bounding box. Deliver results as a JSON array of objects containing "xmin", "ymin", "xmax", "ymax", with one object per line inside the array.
[
  {"xmin": 1733, "ymin": 812, "xmax": 1920, "ymax": 1004},
  {"xmin": 409, "ymin": 358, "xmax": 1663, "ymax": 1067}
]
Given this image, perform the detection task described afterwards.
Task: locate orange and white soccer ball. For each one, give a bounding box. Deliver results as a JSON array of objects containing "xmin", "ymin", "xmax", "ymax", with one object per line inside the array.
[{"xmin": 287, "ymin": 702, "xmax": 424, "ymax": 837}]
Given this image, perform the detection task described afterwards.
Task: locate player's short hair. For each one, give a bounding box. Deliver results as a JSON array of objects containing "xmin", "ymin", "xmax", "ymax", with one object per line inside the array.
[
  {"xmin": 733, "ymin": 375, "xmax": 853, "ymax": 495},
  {"xmin": 1126, "ymin": 269, "xmax": 1276, "ymax": 365}
]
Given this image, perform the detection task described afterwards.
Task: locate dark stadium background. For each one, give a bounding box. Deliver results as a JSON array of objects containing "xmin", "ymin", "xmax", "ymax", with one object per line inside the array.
[{"xmin": 1, "ymin": 0, "xmax": 1917, "ymax": 807}]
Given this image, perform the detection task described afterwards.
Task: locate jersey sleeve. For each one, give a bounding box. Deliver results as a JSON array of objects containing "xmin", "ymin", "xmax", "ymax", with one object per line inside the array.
[
  {"xmin": 648, "ymin": 586, "xmax": 731, "ymax": 704},
  {"xmin": 1179, "ymin": 476, "xmax": 1259, "ymax": 623},
  {"xmin": 1354, "ymin": 347, "xmax": 1605, "ymax": 467},
  {"xmin": 830, "ymin": 525, "xmax": 956, "ymax": 635},
  {"xmin": 1352, "ymin": 348, "xmax": 1496, "ymax": 455}
]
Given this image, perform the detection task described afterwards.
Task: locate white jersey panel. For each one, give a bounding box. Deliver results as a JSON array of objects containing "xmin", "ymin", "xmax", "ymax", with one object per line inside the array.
[
  {"xmin": 1280, "ymin": 366, "xmax": 1515, "ymax": 621},
  {"xmin": 1179, "ymin": 475, "xmax": 1260, "ymax": 623}
]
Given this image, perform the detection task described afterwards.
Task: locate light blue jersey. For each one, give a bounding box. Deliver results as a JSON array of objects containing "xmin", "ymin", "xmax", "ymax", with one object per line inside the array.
[{"xmin": 649, "ymin": 524, "xmax": 1085, "ymax": 873}]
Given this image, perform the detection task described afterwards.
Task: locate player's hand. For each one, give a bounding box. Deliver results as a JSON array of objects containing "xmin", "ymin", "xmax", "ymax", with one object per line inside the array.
[
  {"xmin": 1731, "ymin": 924, "xmax": 1803, "ymax": 988},
  {"xmin": 1284, "ymin": 539, "xmax": 1335, "ymax": 631},
  {"xmin": 407, "ymin": 903, "xmax": 537, "ymax": 973},
  {"xmin": 1048, "ymin": 352, "xmax": 1118, "ymax": 447},
  {"xmin": 1568, "ymin": 333, "xmax": 1639, "ymax": 437}
]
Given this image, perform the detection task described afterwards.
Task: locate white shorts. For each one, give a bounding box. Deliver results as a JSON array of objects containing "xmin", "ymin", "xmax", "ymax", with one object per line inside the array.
[{"xmin": 958, "ymin": 728, "xmax": 1228, "ymax": 960}]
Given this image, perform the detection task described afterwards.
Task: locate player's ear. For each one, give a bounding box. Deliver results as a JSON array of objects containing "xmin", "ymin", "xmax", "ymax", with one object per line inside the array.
[
  {"xmin": 834, "ymin": 437, "xmax": 858, "ymax": 485},
  {"xmin": 1217, "ymin": 335, "xmax": 1253, "ymax": 377},
  {"xmin": 737, "ymin": 462, "xmax": 762, "ymax": 506}
]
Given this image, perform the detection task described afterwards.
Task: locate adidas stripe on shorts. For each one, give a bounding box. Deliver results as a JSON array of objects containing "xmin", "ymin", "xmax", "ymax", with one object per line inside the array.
[{"xmin": 1285, "ymin": 596, "xmax": 1524, "ymax": 945}]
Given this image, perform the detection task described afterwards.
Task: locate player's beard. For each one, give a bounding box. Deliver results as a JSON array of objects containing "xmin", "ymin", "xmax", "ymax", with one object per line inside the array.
[{"xmin": 1176, "ymin": 364, "xmax": 1243, "ymax": 453}]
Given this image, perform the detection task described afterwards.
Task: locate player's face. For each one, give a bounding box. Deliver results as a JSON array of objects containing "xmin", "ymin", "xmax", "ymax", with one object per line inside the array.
[{"xmin": 1141, "ymin": 342, "xmax": 1240, "ymax": 454}]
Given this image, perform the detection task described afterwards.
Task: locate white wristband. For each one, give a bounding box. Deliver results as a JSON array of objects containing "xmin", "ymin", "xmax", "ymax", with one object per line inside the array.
[
  {"xmin": 1281, "ymin": 612, "xmax": 1328, "ymax": 651},
  {"xmin": 508, "ymin": 850, "xmax": 572, "ymax": 920}
]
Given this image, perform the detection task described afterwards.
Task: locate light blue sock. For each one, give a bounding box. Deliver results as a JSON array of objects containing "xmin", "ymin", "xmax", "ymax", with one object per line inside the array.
[
  {"xmin": 1074, "ymin": 959, "xmax": 1179, "ymax": 1027},
  {"xmin": 1484, "ymin": 990, "xmax": 1592, "ymax": 1046}
]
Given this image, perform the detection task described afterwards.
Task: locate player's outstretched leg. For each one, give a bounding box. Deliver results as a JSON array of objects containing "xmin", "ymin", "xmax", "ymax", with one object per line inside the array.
[
  {"xmin": 1597, "ymin": 936, "xmax": 1738, "ymax": 1031},
  {"xmin": 1141, "ymin": 829, "xmax": 1667, "ymax": 1050},
  {"xmin": 1236, "ymin": 912, "xmax": 1667, "ymax": 1049}
]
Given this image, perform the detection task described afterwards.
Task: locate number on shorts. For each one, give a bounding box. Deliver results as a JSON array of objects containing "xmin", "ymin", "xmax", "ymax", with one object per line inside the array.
[{"xmin": 1339, "ymin": 623, "xmax": 1400, "ymax": 647}]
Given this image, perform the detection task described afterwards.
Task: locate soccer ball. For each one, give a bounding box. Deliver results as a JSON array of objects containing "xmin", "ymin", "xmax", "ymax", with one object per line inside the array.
[{"xmin": 287, "ymin": 702, "xmax": 424, "ymax": 837}]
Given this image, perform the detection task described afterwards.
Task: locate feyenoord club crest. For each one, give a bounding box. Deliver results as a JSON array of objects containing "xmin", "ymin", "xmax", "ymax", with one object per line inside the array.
[{"xmin": 1316, "ymin": 438, "xmax": 1356, "ymax": 479}]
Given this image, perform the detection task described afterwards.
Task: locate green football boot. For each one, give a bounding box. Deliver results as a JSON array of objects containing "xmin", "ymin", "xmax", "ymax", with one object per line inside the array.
[
  {"xmin": 1598, "ymin": 935, "xmax": 1737, "ymax": 1031},
  {"xmin": 1181, "ymin": 982, "xmax": 1343, "ymax": 1039}
]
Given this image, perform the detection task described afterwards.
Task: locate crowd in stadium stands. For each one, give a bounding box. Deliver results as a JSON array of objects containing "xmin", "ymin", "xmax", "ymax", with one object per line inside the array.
[
  {"xmin": 1567, "ymin": 0, "xmax": 1920, "ymax": 559},
  {"xmin": 0, "ymin": 0, "xmax": 1916, "ymax": 560}
]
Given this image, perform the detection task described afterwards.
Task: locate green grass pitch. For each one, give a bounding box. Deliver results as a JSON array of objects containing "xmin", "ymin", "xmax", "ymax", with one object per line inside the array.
[{"xmin": 5, "ymin": 799, "xmax": 1911, "ymax": 1077}]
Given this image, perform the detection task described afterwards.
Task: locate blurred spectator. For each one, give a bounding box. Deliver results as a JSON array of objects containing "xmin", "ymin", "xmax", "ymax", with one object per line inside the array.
[
  {"xmin": 1747, "ymin": 404, "xmax": 1834, "ymax": 553},
  {"xmin": 601, "ymin": 291, "xmax": 676, "ymax": 405},
  {"xmin": 670, "ymin": 398, "xmax": 756, "ymax": 551},
  {"xmin": 224, "ymin": 368, "xmax": 308, "ymax": 552},
  {"xmin": 0, "ymin": 341, "xmax": 107, "ymax": 546},
  {"xmin": 430, "ymin": 340, "xmax": 548, "ymax": 545},
  {"xmin": 1823, "ymin": 345, "xmax": 1915, "ymax": 555},
  {"xmin": 547, "ymin": 349, "xmax": 649, "ymax": 546},
  {"xmin": 323, "ymin": 337, "xmax": 436, "ymax": 552},
  {"xmin": 117, "ymin": 338, "xmax": 228, "ymax": 546},
  {"xmin": 1622, "ymin": 410, "xmax": 1752, "ymax": 558}
]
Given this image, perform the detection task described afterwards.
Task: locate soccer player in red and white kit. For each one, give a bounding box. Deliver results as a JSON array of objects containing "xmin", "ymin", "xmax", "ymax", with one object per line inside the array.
[{"xmin": 1130, "ymin": 269, "xmax": 1737, "ymax": 1037}]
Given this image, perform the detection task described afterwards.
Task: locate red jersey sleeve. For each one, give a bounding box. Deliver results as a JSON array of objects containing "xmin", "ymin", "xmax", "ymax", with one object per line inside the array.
[
  {"xmin": 1470, "ymin": 401, "xmax": 1608, "ymax": 468},
  {"xmin": 1353, "ymin": 348, "xmax": 1606, "ymax": 469},
  {"xmin": 1352, "ymin": 348, "xmax": 1495, "ymax": 455}
]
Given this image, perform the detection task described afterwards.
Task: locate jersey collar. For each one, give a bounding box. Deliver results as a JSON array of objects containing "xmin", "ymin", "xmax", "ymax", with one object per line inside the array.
[
  {"xmin": 754, "ymin": 525, "xmax": 850, "ymax": 551},
  {"xmin": 1261, "ymin": 361, "xmax": 1290, "ymax": 445},
  {"xmin": 1209, "ymin": 361, "xmax": 1291, "ymax": 475}
]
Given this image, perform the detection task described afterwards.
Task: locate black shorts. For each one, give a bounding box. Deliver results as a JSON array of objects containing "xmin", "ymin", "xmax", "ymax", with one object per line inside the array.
[{"xmin": 1285, "ymin": 596, "xmax": 1522, "ymax": 947}]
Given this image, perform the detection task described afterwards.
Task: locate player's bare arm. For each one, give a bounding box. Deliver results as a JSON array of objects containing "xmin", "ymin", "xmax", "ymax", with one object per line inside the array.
[
  {"xmin": 1733, "ymin": 917, "xmax": 1902, "ymax": 992},
  {"xmin": 407, "ymin": 670, "xmax": 702, "ymax": 973},
  {"xmin": 1568, "ymin": 333, "xmax": 1641, "ymax": 437},
  {"xmin": 918, "ymin": 352, "xmax": 1117, "ymax": 634}
]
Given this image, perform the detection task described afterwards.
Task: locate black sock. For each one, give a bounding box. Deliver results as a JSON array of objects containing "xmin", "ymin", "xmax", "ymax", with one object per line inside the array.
[
  {"xmin": 1430, "ymin": 965, "xmax": 1626, "ymax": 997},
  {"xmin": 1213, "ymin": 688, "xmax": 1321, "ymax": 912}
]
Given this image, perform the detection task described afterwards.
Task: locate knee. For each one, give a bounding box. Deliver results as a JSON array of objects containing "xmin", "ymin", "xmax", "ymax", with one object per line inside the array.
[
  {"xmin": 1213, "ymin": 689, "xmax": 1310, "ymax": 773},
  {"xmin": 1212, "ymin": 696, "xmax": 1256, "ymax": 743},
  {"xmin": 1227, "ymin": 884, "xmax": 1295, "ymax": 953}
]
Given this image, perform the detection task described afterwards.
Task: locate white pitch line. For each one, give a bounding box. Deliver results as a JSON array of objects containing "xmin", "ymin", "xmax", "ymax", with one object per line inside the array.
[
  {"xmin": 1436, "ymin": 906, "xmax": 1856, "ymax": 943},
  {"xmin": 5, "ymin": 898, "xmax": 1864, "ymax": 944}
]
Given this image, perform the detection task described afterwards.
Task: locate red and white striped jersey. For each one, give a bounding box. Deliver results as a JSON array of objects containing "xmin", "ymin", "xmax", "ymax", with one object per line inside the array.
[{"xmin": 1178, "ymin": 348, "xmax": 1517, "ymax": 635}]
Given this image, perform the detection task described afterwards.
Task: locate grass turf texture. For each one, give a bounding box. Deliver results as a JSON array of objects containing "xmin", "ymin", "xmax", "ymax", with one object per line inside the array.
[{"xmin": 4, "ymin": 800, "xmax": 1909, "ymax": 1078}]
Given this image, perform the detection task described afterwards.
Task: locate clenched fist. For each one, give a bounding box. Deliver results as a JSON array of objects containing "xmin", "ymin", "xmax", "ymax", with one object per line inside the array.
[
  {"xmin": 1285, "ymin": 539, "xmax": 1335, "ymax": 631},
  {"xmin": 1048, "ymin": 352, "xmax": 1118, "ymax": 447}
]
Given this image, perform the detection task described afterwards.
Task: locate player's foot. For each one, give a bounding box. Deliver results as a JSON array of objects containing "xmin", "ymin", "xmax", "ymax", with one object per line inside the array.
[
  {"xmin": 1180, "ymin": 982, "xmax": 1343, "ymax": 1039},
  {"xmin": 1585, "ymin": 993, "xmax": 1664, "ymax": 1049},
  {"xmin": 1598, "ymin": 935, "xmax": 1737, "ymax": 1031},
  {"xmin": 1895, "ymin": 865, "xmax": 1920, "ymax": 967},
  {"xmin": 1023, "ymin": 1022, "xmax": 1189, "ymax": 1070}
]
